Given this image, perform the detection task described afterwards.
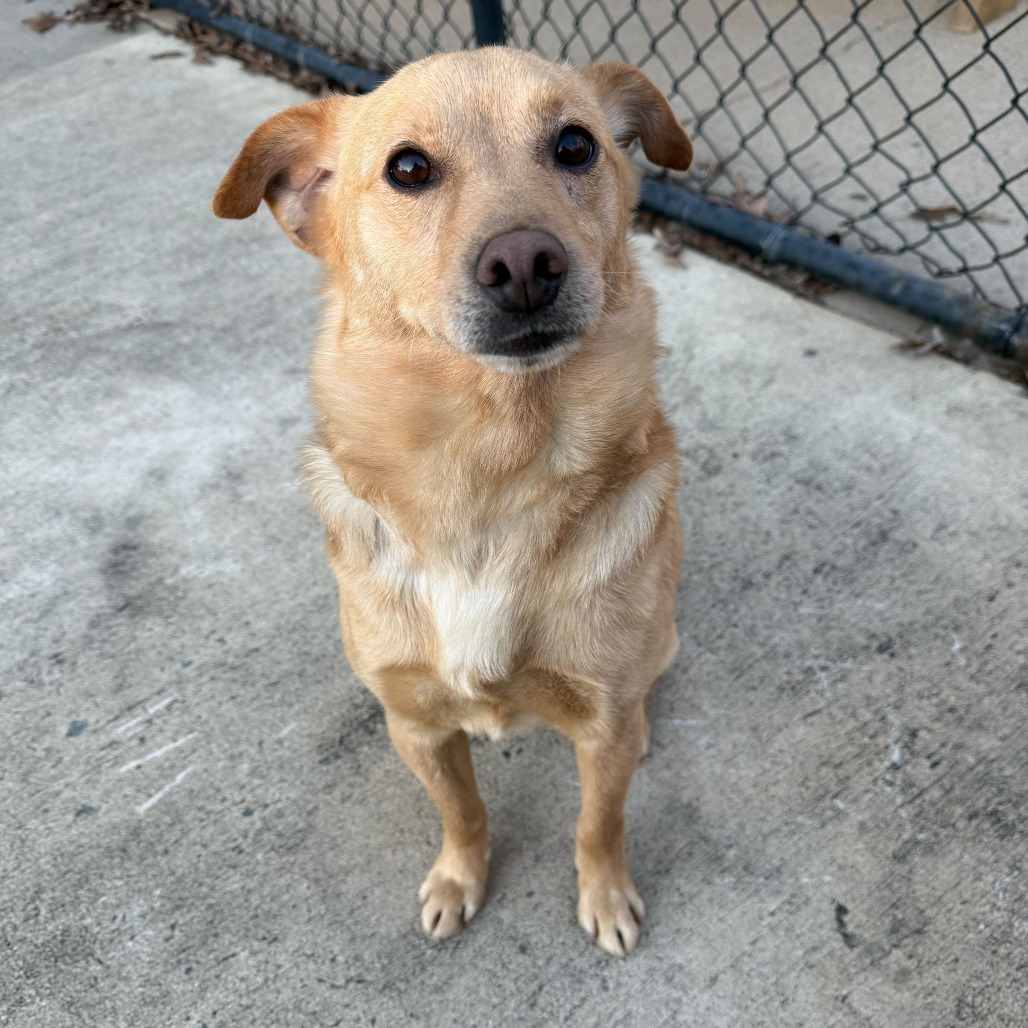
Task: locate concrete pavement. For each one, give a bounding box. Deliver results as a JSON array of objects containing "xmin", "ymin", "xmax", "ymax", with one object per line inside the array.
[{"xmin": 2, "ymin": 14, "xmax": 1027, "ymax": 1028}]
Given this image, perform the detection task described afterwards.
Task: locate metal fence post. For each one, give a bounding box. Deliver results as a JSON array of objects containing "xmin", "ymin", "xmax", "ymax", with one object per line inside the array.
[{"xmin": 469, "ymin": 0, "xmax": 505, "ymax": 46}]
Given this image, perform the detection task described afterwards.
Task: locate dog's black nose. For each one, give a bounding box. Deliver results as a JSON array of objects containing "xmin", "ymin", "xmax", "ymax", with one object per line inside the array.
[{"xmin": 476, "ymin": 230, "xmax": 568, "ymax": 314}]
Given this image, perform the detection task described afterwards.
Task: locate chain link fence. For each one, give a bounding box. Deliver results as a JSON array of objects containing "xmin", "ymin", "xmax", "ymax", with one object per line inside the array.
[{"xmin": 164, "ymin": 0, "xmax": 1028, "ymax": 345}]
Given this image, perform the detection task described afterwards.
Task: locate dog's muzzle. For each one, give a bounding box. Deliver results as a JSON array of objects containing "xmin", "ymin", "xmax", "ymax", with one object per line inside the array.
[{"xmin": 445, "ymin": 229, "xmax": 601, "ymax": 369}]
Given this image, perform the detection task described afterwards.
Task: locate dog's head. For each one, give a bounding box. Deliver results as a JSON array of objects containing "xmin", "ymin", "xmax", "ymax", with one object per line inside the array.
[{"xmin": 213, "ymin": 49, "xmax": 691, "ymax": 372}]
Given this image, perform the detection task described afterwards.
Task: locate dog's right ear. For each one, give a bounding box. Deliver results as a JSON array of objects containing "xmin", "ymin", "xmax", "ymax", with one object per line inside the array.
[
  {"xmin": 212, "ymin": 95, "xmax": 353, "ymax": 255},
  {"xmin": 582, "ymin": 62, "xmax": 692, "ymax": 172}
]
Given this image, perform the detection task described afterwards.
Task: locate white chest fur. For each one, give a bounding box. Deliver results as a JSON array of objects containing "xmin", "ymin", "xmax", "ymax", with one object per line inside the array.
[
  {"xmin": 303, "ymin": 442, "xmax": 522, "ymax": 696},
  {"xmin": 415, "ymin": 565, "xmax": 519, "ymax": 697},
  {"xmin": 371, "ymin": 531, "xmax": 522, "ymax": 698}
]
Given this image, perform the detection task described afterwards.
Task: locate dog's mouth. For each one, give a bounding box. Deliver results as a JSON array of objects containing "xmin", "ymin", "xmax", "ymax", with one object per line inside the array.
[
  {"xmin": 478, "ymin": 330, "xmax": 570, "ymax": 358},
  {"xmin": 471, "ymin": 331, "xmax": 580, "ymax": 372}
]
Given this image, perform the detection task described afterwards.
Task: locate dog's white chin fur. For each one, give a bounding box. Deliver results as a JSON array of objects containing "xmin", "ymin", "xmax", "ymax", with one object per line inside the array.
[{"xmin": 469, "ymin": 337, "xmax": 581, "ymax": 374}]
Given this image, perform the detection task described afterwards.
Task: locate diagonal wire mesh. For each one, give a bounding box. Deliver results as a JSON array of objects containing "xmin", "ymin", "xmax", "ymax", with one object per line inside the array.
[{"xmin": 183, "ymin": 0, "xmax": 1028, "ymax": 315}]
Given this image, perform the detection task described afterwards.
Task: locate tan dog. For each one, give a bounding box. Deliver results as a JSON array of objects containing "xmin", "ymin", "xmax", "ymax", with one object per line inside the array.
[{"xmin": 213, "ymin": 47, "xmax": 691, "ymax": 957}]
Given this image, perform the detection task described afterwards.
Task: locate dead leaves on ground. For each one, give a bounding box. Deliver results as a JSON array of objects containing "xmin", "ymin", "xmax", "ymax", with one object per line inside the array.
[
  {"xmin": 898, "ymin": 327, "xmax": 1028, "ymax": 388},
  {"xmin": 731, "ymin": 172, "xmax": 793, "ymax": 223},
  {"xmin": 61, "ymin": 0, "xmax": 368, "ymax": 91},
  {"xmin": 642, "ymin": 171, "xmax": 822, "ymax": 297},
  {"xmin": 634, "ymin": 208, "xmax": 837, "ymax": 301},
  {"xmin": 65, "ymin": 0, "xmax": 148, "ymax": 32},
  {"xmin": 638, "ymin": 208, "xmax": 1026, "ymax": 386},
  {"xmin": 173, "ymin": 17, "xmax": 347, "ymax": 92}
]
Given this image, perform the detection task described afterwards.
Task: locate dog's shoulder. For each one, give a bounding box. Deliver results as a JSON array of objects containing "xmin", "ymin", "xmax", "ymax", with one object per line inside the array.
[{"xmin": 299, "ymin": 440, "xmax": 381, "ymax": 555}]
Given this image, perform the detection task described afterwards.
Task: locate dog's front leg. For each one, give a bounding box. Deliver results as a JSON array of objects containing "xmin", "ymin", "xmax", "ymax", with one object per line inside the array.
[
  {"xmin": 386, "ymin": 714, "xmax": 490, "ymax": 940},
  {"xmin": 573, "ymin": 705, "xmax": 647, "ymax": 957}
]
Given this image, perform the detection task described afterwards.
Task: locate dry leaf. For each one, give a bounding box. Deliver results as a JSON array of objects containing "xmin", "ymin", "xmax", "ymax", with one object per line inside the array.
[
  {"xmin": 909, "ymin": 205, "xmax": 962, "ymax": 222},
  {"xmin": 950, "ymin": 0, "xmax": 1018, "ymax": 32},
  {"xmin": 23, "ymin": 11, "xmax": 61, "ymax": 32},
  {"xmin": 730, "ymin": 170, "xmax": 790, "ymax": 222},
  {"xmin": 908, "ymin": 204, "xmax": 1011, "ymax": 227}
]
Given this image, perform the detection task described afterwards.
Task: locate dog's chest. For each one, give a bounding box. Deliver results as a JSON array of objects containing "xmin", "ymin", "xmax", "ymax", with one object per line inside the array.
[
  {"xmin": 305, "ymin": 442, "xmax": 530, "ymax": 696},
  {"xmin": 307, "ymin": 438, "xmax": 672, "ymax": 709}
]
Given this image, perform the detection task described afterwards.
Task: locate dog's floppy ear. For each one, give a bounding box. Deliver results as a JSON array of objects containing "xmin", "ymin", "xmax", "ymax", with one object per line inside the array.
[
  {"xmin": 212, "ymin": 95, "xmax": 353, "ymax": 254},
  {"xmin": 582, "ymin": 62, "xmax": 692, "ymax": 171}
]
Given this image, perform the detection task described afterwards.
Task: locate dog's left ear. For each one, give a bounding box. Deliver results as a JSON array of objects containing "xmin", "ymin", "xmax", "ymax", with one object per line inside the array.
[{"xmin": 582, "ymin": 62, "xmax": 692, "ymax": 171}]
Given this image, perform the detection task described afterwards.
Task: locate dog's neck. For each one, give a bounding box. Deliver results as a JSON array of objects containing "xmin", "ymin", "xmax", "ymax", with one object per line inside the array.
[{"xmin": 310, "ymin": 285, "xmax": 662, "ymax": 558}]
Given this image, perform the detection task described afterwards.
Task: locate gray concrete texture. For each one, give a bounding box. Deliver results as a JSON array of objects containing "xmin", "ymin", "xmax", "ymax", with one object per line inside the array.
[{"xmin": 3, "ymin": 15, "xmax": 1028, "ymax": 1028}]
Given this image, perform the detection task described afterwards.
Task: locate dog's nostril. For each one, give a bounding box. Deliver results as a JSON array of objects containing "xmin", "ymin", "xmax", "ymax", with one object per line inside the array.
[
  {"xmin": 491, "ymin": 260, "xmax": 511, "ymax": 287},
  {"xmin": 534, "ymin": 252, "xmax": 562, "ymax": 281}
]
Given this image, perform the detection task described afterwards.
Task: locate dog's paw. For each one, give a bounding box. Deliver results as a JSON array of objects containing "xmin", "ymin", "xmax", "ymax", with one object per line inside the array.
[
  {"xmin": 577, "ymin": 875, "xmax": 645, "ymax": 957},
  {"xmin": 418, "ymin": 858, "xmax": 487, "ymax": 940}
]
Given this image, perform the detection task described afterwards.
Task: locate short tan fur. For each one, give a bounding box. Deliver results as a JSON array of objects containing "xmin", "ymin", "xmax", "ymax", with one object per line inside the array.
[{"xmin": 214, "ymin": 47, "xmax": 691, "ymax": 957}]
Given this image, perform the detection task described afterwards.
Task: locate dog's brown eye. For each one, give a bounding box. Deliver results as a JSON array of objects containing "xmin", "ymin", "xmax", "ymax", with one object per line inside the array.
[
  {"xmin": 388, "ymin": 149, "xmax": 431, "ymax": 187},
  {"xmin": 555, "ymin": 127, "xmax": 596, "ymax": 168}
]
